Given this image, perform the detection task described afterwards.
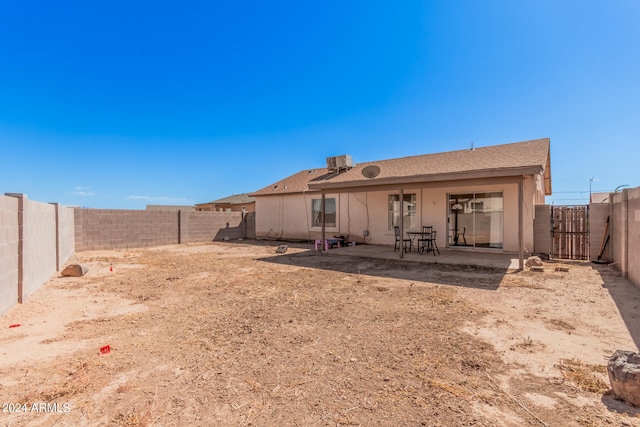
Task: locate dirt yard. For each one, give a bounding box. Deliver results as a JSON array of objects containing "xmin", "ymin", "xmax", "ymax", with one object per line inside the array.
[{"xmin": 2, "ymin": 241, "xmax": 640, "ymax": 426}]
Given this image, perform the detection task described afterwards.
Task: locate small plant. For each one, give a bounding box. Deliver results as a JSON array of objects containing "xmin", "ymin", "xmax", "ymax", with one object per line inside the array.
[{"xmin": 518, "ymin": 336, "xmax": 534, "ymax": 347}]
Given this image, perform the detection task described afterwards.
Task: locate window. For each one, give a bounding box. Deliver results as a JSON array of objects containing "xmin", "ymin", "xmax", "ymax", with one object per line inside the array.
[
  {"xmin": 388, "ymin": 194, "xmax": 416, "ymax": 230},
  {"xmin": 311, "ymin": 198, "xmax": 336, "ymax": 228}
]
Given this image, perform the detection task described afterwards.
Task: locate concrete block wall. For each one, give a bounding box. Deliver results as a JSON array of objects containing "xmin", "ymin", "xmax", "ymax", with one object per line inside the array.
[
  {"xmin": 625, "ymin": 188, "xmax": 640, "ymax": 286},
  {"xmin": 533, "ymin": 205, "xmax": 551, "ymax": 256},
  {"xmin": 57, "ymin": 204, "xmax": 75, "ymax": 270},
  {"xmin": 22, "ymin": 198, "xmax": 57, "ymax": 302},
  {"xmin": 244, "ymin": 212, "xmax": 256, "ymax": 239},
  {"xmin": 589, "ymin": 203, "xmax": 610, "ymax": 262},
  {"xmin": 74, "ymin": 209, "xmax": 254, "ymax": 251},
  {"xmin": 180, "ymin": 211, "xmax": 244, "ymax": 243},
  {"xmin": 0, "ymin": 196, "xmax": 19, "ymax": 315},
  {"xmin": 611, "ymin": 192, "xmax": 627, "ymax": 274},
  {"xmin": 1, "ymin": 199, "xmax": 256, "ymax": 315},
  {"xmin": 75, "ymin": 209, "xmax": 179, "ymax": 251},
  {"xmin": 590, "ymin": 186, "xmax": 640, "ymax": 288}
]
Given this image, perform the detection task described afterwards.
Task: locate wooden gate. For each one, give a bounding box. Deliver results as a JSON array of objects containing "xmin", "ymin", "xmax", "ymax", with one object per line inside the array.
[{"xmin": 551, "ymin": 205, "xmax": 590, "ymax": 260}]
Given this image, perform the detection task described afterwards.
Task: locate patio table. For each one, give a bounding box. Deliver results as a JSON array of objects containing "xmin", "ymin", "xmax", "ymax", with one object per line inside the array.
[
  {"xmin": 406, "ymin": 231, "xmax": 438, "ymax": 255},
  {"xmin": 405, "ymin": 231, "xmax": 425, "ymax": 252}
]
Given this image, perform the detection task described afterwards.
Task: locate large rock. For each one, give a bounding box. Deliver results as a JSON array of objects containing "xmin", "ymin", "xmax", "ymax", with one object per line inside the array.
[
  {"xmin": 61, "ymin": 264, "xmax": 89, "ymax": 277},
  {"xmin": 608, "ymin": 350, "xmax": 640, "ymax": 407},
  {"xmin": 525, "ymin": 256, "xmax": 543, "ymax": 267}
]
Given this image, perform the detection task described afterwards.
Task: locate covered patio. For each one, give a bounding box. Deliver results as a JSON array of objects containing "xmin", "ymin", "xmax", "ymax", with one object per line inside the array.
[{"xmin": 252, "ymin": 139, "xmax": 552, "ymax": 273}]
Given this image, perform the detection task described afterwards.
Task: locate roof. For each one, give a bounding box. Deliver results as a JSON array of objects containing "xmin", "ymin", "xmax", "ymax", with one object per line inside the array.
[
  {"xmin": 250, "ymin": 168, "xmax": 336, "ymax": 196},
  {"xmin": 251, "ymin": 138, "xmax": 552, "ymax": 196},
  {"xmin": 197, "ymin": 193, "xmax": 256, "ymax": 206}
]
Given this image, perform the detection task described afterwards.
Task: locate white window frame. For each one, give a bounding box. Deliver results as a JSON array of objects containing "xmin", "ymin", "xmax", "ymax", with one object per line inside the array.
[
  {"xmin": 310, "ymin": 196, "xmax": 338, "ymax": 230},
  {"xmin": 388, "ymin": 193, "xmax": 417, "ymax": 231}
]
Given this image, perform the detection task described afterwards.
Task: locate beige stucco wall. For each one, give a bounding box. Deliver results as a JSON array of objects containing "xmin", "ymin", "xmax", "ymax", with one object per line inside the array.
[
  {"xmin": 255, "ymin": 195, "xmax": 312, "ymax": 240},
  {"xmin": 255, "ymin": 175, "xmax": 541, "ymax": 252}
]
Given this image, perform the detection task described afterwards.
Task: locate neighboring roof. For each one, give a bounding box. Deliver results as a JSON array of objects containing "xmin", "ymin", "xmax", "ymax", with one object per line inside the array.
[
  {"xmin": 251, "ymin": 138, "xmax": 552, "ymax": 197},
  {"xmin": 197, "ymin": 193, "xmax": 256, "ymax": 206}
]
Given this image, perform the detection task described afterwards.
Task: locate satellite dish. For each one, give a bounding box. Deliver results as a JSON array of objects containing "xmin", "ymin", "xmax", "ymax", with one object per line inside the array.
[{"xmin": 362, "ymin": 165, "xmax": 381, "ymax": 178}]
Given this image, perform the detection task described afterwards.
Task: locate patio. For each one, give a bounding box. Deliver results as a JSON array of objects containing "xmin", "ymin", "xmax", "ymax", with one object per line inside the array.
[{"xmin": 322, "ymin": 243, "xmax": 522, "ymax": 272}]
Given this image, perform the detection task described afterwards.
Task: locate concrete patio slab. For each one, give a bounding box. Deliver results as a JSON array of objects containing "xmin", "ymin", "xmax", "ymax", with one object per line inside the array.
[{"xmin": 321, "ymin": 244, "xmax": 521, "ymax": 271}]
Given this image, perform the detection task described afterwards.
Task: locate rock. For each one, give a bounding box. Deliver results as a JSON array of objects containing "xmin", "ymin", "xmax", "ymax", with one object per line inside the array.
[
  {"xmin": 530, "ymin": 266, "xmax": 544, "ymax": 272},
  {"xmin": 525, "ymin": 256, "xmax": 543, "ymax": 267},
  {"xmin": 608, "ymin": 350, "xmax": 640, "ymax": 407},
  {"xmin": 276, "ymin": 245, "xmax": 288, "ymax": 254},
  {"xmin": 61, "ymin": 264, "xmax": 89, "ymax": 277}
]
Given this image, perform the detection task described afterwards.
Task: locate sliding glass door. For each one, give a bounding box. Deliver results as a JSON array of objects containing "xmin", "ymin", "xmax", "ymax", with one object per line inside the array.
[{"xmin": 448, "ymin": 192, "xmax": 503, "ymax": 249}]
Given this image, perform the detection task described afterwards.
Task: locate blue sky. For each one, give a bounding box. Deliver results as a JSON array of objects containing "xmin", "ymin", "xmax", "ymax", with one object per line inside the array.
[{"xmin": 1, "ymin": 1, "xmax": 638, "ymax": 208}]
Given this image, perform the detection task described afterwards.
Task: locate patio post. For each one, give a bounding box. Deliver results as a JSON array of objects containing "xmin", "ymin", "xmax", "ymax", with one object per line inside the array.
[
  {"xmin": 518, "ymin": 177, "xmax": 524, "ymax": 271},
  {"xmin": 321, "ymin": 192, "xmax": 326, "ymax": 252},
  {"xmin": 399, "ymin": 188, "xmax": 404, "ymax": 259}
]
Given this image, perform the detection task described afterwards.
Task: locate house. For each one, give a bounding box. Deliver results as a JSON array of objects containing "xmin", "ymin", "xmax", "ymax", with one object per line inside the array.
[
  {"xmin": 195, "ymin": 193, "xmax": 256, "ymax": 212},
  {"xmin": 250, "ymin": 138, "xmax": 551, "ymax": 265}
]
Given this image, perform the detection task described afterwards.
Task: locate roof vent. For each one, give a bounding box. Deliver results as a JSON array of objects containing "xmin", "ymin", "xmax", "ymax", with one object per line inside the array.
[
  {"xmin": 362, "ymin": 165, "xmax": 380, "ymax": 178},
  {"xmin": 326, "ymin": 155, "xmax": 353, "ymax": 173}
]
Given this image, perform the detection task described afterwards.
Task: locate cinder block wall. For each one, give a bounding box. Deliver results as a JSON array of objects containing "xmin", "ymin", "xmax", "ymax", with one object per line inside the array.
[
  {"xmin": 611, "ymin": 192, "xmax": 626, "ymax": 274},
  {"xmin": 57, "ymin": 205, "xmax": 75, "ymax": 270},
  {"xmin": 533, "ymin": 205, "xmax": 551, "ymax": 256},
  {"xmin": 22, "ymin": 199, "xmax": 57, "ymax": 302},
  {"xmin": 181, "ymin": 211, "xmax": 244, "ymax": 243},
  {"xmin": 589, "ymin": 203, "xmax": 610, "ymax": 262},
  {"xmin": 74, "ymin": 209, "xmax": 254, "ymax": 251},
  {"xmin": 0, "ymin": 196, "xmax": 19, "ymax": 315},
  {"xmin": 244, "ymin": 212, "xmax": 256, "ymax": 239},
  {"xmin": 626, "ymin": 188, "xmax": 640, "ymax": 286},
  {"xmin": 75, "ymin": 209, "xmax": 180, "ymax": 251},
  {"xmin": 591, "ymin": 186, "xmax": 640, "ymax": 288}
]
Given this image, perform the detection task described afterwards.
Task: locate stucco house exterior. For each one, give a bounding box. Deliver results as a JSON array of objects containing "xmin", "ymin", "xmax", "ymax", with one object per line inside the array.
[
  {"xmin": 251, "ymin": 138, "xmax": 551, "ymax": 263},
  {"xmin": 195, "ymin": 193, "xmax": 256, "ymax": 212}
]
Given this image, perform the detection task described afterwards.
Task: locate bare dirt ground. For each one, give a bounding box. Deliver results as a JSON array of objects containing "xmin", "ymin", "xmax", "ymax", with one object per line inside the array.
[{"xmin": 2, "ymin": 240, "xmax": 640, "ymax": 426}]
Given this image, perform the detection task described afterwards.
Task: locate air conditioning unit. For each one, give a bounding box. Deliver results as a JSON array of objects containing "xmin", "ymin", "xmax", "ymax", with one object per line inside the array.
[{"xmin": 326, "ymin": 154, "xmax": 353, "ymax": 172}]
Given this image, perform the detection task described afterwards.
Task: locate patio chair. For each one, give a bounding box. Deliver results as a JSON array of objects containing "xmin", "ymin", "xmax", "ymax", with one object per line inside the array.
[
  {"xmin": 455, "ymin": 227, "xmax": 467, "ymax": 245},
  {"xmin": 429, "ymin": 230, "xmax": 440, "ymax": 256},
  {"xmin": 417, "ymin": 226, "xmax": 433, "ymax": 254},
  {"xmin": 394, "ymin": 226, "xmax": 412, "ymax": 252}
]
